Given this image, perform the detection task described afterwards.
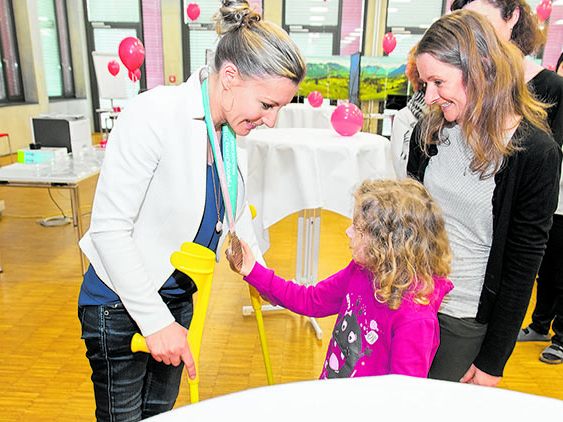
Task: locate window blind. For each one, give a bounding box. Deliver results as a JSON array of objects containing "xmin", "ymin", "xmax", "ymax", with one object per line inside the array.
[
  {"xmin": 183, "ymin": 0, "xmax": 264, "ymax": 75},
  {"xmin": 387, "ymin": 0, "xmax": 442, "ymax": 29},
  {"xmin": 291, "ymin": 32, "xmax": 334, "ymax": 57},
  {"xmin": 189, "ymin": 30, "xmax": 219, "ymax": 72},
  {"xmin": 86, "ymin": 0, "xmax": 140, "ymax": 23},
  {"xmin": 38, "ymin": 0, "xmax": 63, "ymax": 97},
  {"xmin": 285, "ymin": 0, "xmax": 339, "ymax": 26}
]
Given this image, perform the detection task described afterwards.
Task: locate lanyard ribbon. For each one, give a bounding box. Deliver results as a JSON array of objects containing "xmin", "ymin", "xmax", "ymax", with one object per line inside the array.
[{"xmin": 201, "ymin": 78, "xmax": 238, "ymax": 232}]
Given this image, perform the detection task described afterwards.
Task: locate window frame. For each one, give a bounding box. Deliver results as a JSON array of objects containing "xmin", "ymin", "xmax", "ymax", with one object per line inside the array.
[
  {"xmin": 39, "ymin": 0, "xmax": 76, "ymax": 99},
  {"xmin": 181, "ymin": 0, "xmax": 265, "ymax": 80},
  {"xmin": 82, "ymin": 0, "xmax": 145, "ymax": 132},
  {"xmin": 0, "ymin": 0, "xmax": 25, "ymax": 104},
  {"xmin": 384, "ymin": 0, "xmax": 448, "ymax": 56},
  {"xmin": 282, "ymin": 0, "xmax": 343, "ymax": 56},
  {"xmin": 181, "ymin": 20, "xmax": 216, "ymax": 80}
]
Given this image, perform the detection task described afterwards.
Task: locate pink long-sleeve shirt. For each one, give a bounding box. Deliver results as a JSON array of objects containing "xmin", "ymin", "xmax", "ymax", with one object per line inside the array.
[{"xmin": 245, "ymin": 260, "xmax": 453, "ymax": 379}]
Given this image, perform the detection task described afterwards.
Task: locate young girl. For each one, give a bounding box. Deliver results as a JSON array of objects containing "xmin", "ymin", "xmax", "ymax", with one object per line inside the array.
[{"xmin": 227, "ymin": 179, "xmax": 453, "ymax": 378}]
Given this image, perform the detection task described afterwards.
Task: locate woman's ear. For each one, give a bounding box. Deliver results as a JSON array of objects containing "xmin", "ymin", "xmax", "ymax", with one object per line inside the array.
[
  {"xmin": 507, "ymin": 6, "xmax": 520, "ymax": 33},
  {"xmin": 220, "ymin": 62, "xmax": 240, "ymax": 90}
]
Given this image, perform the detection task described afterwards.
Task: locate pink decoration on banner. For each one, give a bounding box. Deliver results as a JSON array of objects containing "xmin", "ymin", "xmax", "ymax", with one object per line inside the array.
[
  {"xmin": 307, "ymin": 91, "xmax": 324, "ymax": 108},
  {"xmin": 107, "ymin": 60, "xmax": 120, "ymax": 76},
  {"xmin": 187, "ymin": 3, "xmax": 201, "ymax": 21},
  {"xmin": 331, "ymin": 103, "xmax": 364, "ymax": 137},
  {"xmin": 382, "ymin": 32, "xmax": 397, "ymax": 55},
  {"xmin": 536, "ymin": 0, "xmax": 552, "ymax": 23},
  {"xmin": 128, "ymin": 68, "xmax": 141, "ymax": 82},
  {"xmin": 118, "ymin": 37, "xmax": 145, "ymax": 72}
]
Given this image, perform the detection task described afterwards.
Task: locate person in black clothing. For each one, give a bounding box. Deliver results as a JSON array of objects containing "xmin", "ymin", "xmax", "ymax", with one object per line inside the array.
[
  {"xmin": 451, "ymin": 1, "xmax": 563, "ymax": 365},
  {"xmin": 517, "ymin": 48, "xmax": 563, "ymax": 366},
  {"xmin": 408, "ymin": 10, "xmax": 561, "ymax": 386}
]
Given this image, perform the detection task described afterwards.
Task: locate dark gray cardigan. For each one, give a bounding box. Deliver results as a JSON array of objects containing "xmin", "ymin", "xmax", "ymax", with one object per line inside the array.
[{"xmin": 408, "ymin": 122, "xmax": 562, "ymax": 376}]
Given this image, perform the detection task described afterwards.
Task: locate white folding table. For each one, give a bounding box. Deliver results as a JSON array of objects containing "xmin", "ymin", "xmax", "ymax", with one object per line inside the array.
[{"xmin": 0, "ymin": 153, "xmax": 102, "ymax": 274}]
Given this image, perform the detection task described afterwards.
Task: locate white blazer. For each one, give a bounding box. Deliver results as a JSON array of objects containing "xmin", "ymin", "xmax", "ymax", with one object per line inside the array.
[{"xmin": 80, "ymin": 69, "xmax": 263, "ymax": 336}]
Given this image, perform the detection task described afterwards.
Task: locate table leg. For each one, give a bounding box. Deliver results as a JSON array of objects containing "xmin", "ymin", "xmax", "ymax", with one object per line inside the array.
[
  {"xmin": 242, "ymin": 209, "xmax": 324, "ymax": 340},
  {"xmin": 296, "ymin": 208, "xmax": 323, "ymax": 340},
  {"xmin": 69, "ymin": 185, "xmax": 87, "ymax": 275}
]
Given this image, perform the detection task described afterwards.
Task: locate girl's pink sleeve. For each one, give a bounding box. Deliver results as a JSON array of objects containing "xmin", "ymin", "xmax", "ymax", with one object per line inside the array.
[{"xmin": 243, "ymin": 261, "xmax": 355, "ymax": 318}]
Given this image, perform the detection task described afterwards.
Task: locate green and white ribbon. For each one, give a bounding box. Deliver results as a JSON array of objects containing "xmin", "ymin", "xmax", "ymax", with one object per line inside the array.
[{"xmin": 201, "ymin": 78, "xmax": 238, "ymax": 230}]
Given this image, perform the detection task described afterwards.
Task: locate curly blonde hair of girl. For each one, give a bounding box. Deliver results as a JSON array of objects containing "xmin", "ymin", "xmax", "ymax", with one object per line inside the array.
[{"xmin": 353, "ymin": 179, "xmax": 451, "ymax": 310}]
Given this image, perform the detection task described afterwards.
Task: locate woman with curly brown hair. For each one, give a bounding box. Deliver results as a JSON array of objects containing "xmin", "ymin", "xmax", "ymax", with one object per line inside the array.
[
  {"xmin": 408, "ymin": 10, "xmax": 561, "ymax": 386},
  {"xmin": 227, "ymin": 178, "xmax": 453, "ymax": 379}
]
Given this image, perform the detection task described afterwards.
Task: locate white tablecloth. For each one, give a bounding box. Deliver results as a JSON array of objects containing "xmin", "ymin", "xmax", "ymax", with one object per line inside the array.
[
  {"xmin": 146, "ymin": 375, "xmax": 563, "ymax": 421},
  {"xmin": 274, "ymin": 103, "xmax": 335, "ymax": 129},
  {"xmin": 239, "ymin": 128, "xmax": 395, "ymax": 251}
]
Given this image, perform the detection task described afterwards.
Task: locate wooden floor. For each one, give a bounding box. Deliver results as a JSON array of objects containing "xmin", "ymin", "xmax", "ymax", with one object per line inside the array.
[{"xmin": 0, "ymin": 152, "xmax": 562, "ymax": 421}]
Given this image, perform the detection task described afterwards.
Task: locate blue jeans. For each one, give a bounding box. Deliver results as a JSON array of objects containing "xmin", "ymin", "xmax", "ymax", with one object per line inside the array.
[{"xmin": 78, "ymin": 296, "xmax": 194, "ymax": 421}]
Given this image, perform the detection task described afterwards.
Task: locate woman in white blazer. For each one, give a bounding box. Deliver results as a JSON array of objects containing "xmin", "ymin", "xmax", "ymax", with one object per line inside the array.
[{"xmin": 78, "ymin": 1, "xmax": 305, "ymax": 419}]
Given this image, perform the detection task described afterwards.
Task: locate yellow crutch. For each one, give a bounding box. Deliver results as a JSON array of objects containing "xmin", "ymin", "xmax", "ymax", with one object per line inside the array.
[
  {"xmin": 130, "ymin": 242, "xmax": 216, "ymax": 404},
  {"xmin": 248, "ymin": 285, "xmax": 274, "ymax": 384},
  {"xmin": 247, "ymin": 204, "xmax": 274, "ymax": 385}
]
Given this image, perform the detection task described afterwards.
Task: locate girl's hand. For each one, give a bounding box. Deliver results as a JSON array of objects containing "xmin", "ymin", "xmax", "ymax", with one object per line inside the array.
[{"xmin": 226, "ymin": 238, "xmax": 256, "ymax": 276}]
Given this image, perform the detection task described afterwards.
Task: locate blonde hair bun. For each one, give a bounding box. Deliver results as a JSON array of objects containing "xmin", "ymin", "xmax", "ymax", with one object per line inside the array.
[{"xmin": 214, "ymin": 0, "xmax": 261, "ymax": 35}]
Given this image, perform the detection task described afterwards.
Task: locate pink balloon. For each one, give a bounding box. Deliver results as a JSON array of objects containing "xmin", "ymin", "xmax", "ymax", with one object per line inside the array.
[
  {"xmin": 382, "ymin": 32, "xmax": 397, "ymax": 55},
  {"xmin": 331, "ymin": 103, "xmax": 364, "ymax": 137},
  {"xmin": 128, "ymin": 68, "xmax": 141, "ymax": 82},
  {"xmin": 307, "ymin": 91, "xmax": 323, "ymax": 108},
  {"xmin": 536, "ymin": 0, "xmax": 552, "ymax": 23},
  {"xmin": 107, "ymin": 60, "xmax": 120, "ymax": 76},
  {"xmin": 118, "ymin": 37, "xmax": 145, "ymax": 72},
  {"xmin": 187, "ymin": 3, "xmax": 201, "ymax": 21}
]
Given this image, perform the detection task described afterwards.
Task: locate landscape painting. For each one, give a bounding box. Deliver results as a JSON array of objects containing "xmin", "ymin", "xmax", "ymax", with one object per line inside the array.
[
  {"xmin": 359, "ymin": 56, "xmax": 408, "ymax": 101},
  {"xmin": 297, "ymin": 56, "xmax": 351, "ymax": 100},
  {"xmin": 296, "ymin": 55, "xmax": 409, "ymax": 103}
]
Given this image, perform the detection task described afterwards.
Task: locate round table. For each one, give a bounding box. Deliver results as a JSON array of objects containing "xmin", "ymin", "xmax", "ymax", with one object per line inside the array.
[
  {"xmin": 241, "ymin": 127, "xmax": 395, "ymax": 235},
  {"xmin": 274, "ymin": 103, "xmax": 335, "ymax": 129},
  {"xmin": 146, "ymin": 375, "xmax": 563, "ymax": 421}
]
